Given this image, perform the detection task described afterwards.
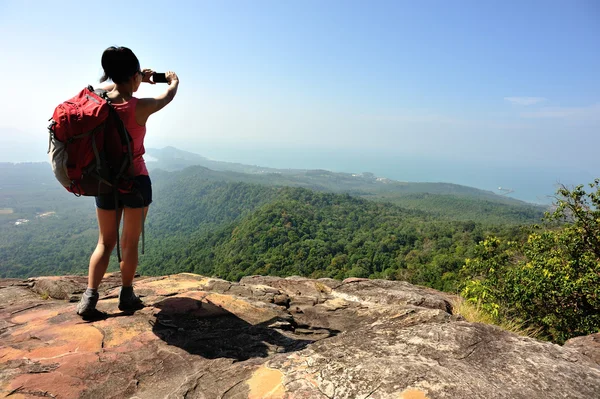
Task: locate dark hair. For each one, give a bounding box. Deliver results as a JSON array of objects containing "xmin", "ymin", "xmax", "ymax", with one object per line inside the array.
[{"xmin": 99, "ymin": 46, "xmax": 140, "ymax": 84}]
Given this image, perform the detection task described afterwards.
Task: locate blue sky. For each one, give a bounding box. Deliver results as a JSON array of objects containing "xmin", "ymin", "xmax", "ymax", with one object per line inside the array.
[{"xmin": 0, "ymin": 0, "xmax": 598, "ymax": 199}]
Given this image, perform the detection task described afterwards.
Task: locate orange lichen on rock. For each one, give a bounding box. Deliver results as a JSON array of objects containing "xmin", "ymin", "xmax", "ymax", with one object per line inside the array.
[
  {"xmin": 10, "ymin": 307, "xmax": 60, "ymax": 325},
  {"xmin": 101, "ymin": 322, "xmax": 146, "ymax": 348},
  {"xmin": 399, "ymin": 388, "xmax": 430, "ymax": 399},
  {"xmin": 247, "ymin": 366, "xmax": 286, "ymax": 399},
  {"xmin": 132, "ymin": 275, "xmax": 212, "ymax": 296},
  {"xmin": 7, "ymin": 364, "xmax": 87, "ymax": 399},
  {"xmin": 4, "ymin": 323, "xmax": 103, "ymax": 361}
]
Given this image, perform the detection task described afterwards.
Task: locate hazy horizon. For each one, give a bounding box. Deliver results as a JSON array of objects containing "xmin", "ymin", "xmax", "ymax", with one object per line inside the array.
[
  {"xmin": 155, "ymin": 143, "xmax": 595, "ymax": 205},
  {"xmin": 2, "ymin": 138, "xmax": 590, "ymax": 205}
]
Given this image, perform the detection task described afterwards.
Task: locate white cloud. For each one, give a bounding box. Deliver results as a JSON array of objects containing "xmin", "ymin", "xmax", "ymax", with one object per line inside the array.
[{"xmin": 504, "ymin": 97, "xmax": 547, "ymax": 106}]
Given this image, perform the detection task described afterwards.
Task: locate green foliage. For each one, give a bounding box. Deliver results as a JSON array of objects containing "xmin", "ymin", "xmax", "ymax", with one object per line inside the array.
[
  {"xmin": 0, "ymin": 172, "xmax": 278, "ymax": 278},
  {"xmin": 377, "ymin": 193, "xmax": 544, "ymax": 224},
  {"xmin": 461, "ymin": 179, "xmax": 600, "ymax": 343},
  {"xmin": 1, "ymin": 164, "xmax": 533, "ymax": 282},
  {"xmin": 138, "ymin": 186, "xmax": 516, "ymax": 292}
]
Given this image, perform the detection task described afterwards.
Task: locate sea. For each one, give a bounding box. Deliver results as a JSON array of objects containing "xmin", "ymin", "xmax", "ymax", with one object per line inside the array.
[
  {"xmin": 2, "ymin": 140, "xmax": 596, "ymax": 205},
  {"xmin": 185, "ymin": 144, "xmax": 597, "ymax": 205}
]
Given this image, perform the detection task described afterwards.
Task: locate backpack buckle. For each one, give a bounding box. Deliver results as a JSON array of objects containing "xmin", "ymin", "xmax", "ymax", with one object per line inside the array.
[{"xmin": 69, "ymin": 181, "xmax": 82, "ymax": 197}]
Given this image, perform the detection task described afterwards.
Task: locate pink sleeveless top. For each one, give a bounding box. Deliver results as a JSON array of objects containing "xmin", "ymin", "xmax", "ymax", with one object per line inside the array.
[{"xmin": 112, "ymin": 97, "xmax": 148, "ymax": 176}]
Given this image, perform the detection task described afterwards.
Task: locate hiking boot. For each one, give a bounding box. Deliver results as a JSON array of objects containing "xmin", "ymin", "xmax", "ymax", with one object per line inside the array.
[
  {"xmin": 118, "ymin": 286, "xmax": 145, "ymax": 312},
  {"xmin": 77, "ymin": 289, "xmax": 100, "ymax": 318}
]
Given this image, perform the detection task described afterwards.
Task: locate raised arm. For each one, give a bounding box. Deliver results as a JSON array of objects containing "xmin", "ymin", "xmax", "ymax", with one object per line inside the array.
[{"xmin": 136, "ymin": 71, "xmax": 179, "ymax": 125}]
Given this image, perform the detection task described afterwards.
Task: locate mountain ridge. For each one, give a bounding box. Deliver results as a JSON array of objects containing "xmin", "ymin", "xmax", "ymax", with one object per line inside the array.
[
  {"xmin": 145, "ymin": 146, "xmax": 540, "ymax": 207},
  {"xmin": 0, "ymin": 152, "xmax": 544, "ymax": 280}
]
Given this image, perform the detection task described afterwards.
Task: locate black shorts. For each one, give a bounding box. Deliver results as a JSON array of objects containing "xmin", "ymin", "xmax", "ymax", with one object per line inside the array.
[{"xmin": 95, "ymin": 175, "xmax": 152, "ymax": 210}]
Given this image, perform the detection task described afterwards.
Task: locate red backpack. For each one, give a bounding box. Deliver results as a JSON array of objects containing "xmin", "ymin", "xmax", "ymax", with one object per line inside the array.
[
  {"xmin": 47, "ymin": 85, "xmax": 134, "ymax": 196},
  {"xmin": 47, "ymin": 86, "xmax": 140, "ymax": 261}
]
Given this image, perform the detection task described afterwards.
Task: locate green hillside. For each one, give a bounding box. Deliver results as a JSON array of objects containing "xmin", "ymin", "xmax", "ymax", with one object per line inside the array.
[
  {"xmin": 0, "ymin": 179, "xmax": 277, "ymax": 277},
  {"xmin": 1, "ymin": 158, "xmax": 541, "ymax": 280},
  {"xmin": 1, "ymin": 158, "xmax": 546, "ymax": 225},
  {"xmin": 150, "ymin": 165, "xmax": 545, "ymax": 224},
  {"xmin": 141, "ymin": 186, "xmax": 520, "ymax": 292},
  {"xmin": 143, "ymin": 146, "xmax": 526, "ymax": 204},
  {"xmin": 377, "ymin": 193, "xmax": 543, "ymax": 224}
]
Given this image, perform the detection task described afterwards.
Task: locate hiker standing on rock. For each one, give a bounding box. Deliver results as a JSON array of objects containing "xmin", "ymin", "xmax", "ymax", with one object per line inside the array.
[{"xmin": 77, "ymin": 46, "xmax": 179, "ymax": 318}]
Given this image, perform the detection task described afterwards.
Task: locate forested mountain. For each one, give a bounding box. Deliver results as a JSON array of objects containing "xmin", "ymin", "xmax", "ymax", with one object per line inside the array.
[
  {"xmin": 2, "ymin": 152, "xmax": 546, "ymax": 224},
  {"xmin": 2, "ymin": 162, "xmax": 526, "ymax": 291},
  {"xmin": 147, "ymin": 159, "xmax": 546, "ymax": 225},
  {"xmin": 1, "ymin": 154, "xmax": 543, "ymax": 280},
  {"xmin": 142, "ymin": 185, "xmax": 521, "ymax": 293},
  {"xmin": 147, "ymin": 147, "xmax": 544, "ymax": 208}
]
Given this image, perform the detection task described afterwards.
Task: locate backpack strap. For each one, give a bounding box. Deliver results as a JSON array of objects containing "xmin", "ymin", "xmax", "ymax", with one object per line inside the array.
[
  {"xmin": 93, "ymin": 87, "xmax": 145, "ymax": 263},
  {"xmin": 93, "ymin": 87, "xmax": 127, "ymax": 263},
  {"xmin": 141, "ymin": 206, "xmax": 145, "ymax": 256},
  {"xmin": 113, "ymin": 187, "xmax": 122, "ymax": 262}
]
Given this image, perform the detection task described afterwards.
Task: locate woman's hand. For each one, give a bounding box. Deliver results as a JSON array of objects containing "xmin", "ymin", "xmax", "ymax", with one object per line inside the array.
[
  {"xmin": 142, "ymin": 68, "xmax": 155, "ymax": 84},
  {"xmin": 165, "ymin": 71, "xmax": 179, "ymax": 85}
]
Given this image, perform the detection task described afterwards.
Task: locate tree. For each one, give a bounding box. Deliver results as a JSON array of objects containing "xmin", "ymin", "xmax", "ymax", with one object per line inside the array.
[{"xmin": 461, "ymin": 179, "xmax": 600, "ymax": 343}]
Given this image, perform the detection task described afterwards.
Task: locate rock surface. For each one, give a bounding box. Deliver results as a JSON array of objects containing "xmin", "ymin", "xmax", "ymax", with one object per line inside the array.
[
  {"xmin": 0, "ymin": 273, "xmax": 598, "ymax": 399},
  {"xmin": 565, "ymin": 332, "xmax": 600, "ymax": 366}
]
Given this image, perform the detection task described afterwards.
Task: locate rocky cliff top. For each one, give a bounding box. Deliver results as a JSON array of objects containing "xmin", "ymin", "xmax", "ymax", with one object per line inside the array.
[{"xmin": 1, "ymin": 273, "xmax": 599, "ymax": 398}]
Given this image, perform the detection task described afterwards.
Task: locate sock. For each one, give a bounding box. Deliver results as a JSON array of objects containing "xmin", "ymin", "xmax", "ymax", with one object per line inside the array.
[
  {"xmin": 85, "ymin": 288, "xmax": 98, "ymax": 296},
  {"xmin": 120, "ymin": 286, "xmax": 133, "ymax": 298}
]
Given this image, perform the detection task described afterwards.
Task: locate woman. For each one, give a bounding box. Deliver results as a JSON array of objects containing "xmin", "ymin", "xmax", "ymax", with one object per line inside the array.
[{"xmin": 77, "ymin": 46, "xmax": 179, "ymax": 318}]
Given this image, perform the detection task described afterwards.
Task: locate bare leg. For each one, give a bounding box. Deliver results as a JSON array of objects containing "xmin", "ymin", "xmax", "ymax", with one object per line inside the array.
[
  {"xmin": 88, "ymin": 207, "xmax": 122, "ymax": 289},
  {"xmin": 78, "ymin": 207, "xmax": 122, "ymax": 317},
  {"xmin": 119, "ymin": 206, "xmax": 148, "ymax": 287},
  {"xmin": 117, "ymin": 206, "xmax": 148, "ymax": 311}
]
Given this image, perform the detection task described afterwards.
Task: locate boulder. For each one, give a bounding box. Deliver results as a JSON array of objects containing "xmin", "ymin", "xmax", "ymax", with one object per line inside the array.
[
  {"xmin": 564, "ymin": 332, "xmax": 600, "ymax": 366},
  {"xmin": 0, "ymin": 274, "xmax": 598, "ymax": 398}
]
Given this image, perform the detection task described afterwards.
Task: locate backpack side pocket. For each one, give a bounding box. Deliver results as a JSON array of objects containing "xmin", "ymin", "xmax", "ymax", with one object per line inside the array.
[{"xmin": 48, "ymin": 130, "xmax": 71, "ymax": 188}]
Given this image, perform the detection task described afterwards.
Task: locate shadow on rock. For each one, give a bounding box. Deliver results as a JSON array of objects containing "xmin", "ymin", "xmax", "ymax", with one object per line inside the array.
[
  {"xmin": 151, "ymin": 297, "xmax": 338, "ymax": 361},
  {"xmin": 78, "ymin": 309, "xmax": 143, "ymax": 323}
]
